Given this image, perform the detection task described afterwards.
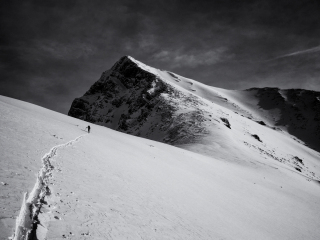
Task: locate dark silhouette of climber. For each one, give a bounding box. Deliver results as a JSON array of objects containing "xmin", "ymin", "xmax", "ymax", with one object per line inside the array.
[{"xmin": 86, "ymin": 125, "xmax": 91, "ymax": 133}]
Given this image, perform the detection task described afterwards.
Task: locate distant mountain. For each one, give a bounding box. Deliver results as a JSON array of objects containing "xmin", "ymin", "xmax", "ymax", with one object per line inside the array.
[
  {"xmin": 244, "ymin": 87, "xmax": 320, "ymax": 151},
  {"xmin": 69, "ymin": 56, "xmax": 320, "ymax": 180}
]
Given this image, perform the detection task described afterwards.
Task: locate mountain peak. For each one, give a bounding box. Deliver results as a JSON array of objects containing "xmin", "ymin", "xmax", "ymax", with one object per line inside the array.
[
  {"xmin": 68, "ymin": 57, "xmax": 320, "ymax": 157},
  {"xmin": 110, "ymin": 55, "xmax": 136, "ymax": 70},
  {"xmin": 106, "ymin": 56, "xmax": 159, "ymax": 80}
]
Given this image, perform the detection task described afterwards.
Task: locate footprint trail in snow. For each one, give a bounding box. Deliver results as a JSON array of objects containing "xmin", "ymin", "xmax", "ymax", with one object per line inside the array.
[{"xmin": 12, "ymin": 134, "xmax": 86, "ymax": 240}]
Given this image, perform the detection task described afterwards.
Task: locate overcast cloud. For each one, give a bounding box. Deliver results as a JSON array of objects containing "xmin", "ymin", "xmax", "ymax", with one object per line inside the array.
[
  {"xmin": 1, "ymin": 0, "xmax": 320, "ymax": 113},
  {"xmin": 153, "ymin": 48, "xmax": 231, "ymax": 68}
]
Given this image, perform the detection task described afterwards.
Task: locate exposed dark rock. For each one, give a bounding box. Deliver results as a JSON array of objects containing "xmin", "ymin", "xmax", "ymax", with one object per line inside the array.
[
  {"xmin": 293, "ymin": 156, "xmax": 304, "ymax": 165},
  {"xmin": 220, "ymin": 118, "xmax": 231, "ymax": 129},
  {"xmin": 68, "ymin": 98, "xmax": 90, "ymax": 120},
  {"xmin": 251, "ymin": 134, "xmax": 262, "ymax": 142},
  {"xmin": 68, "ymin": 56, "xmax": 209, "ymax": 145},
  {"xmin": 256, "ymin": 120, "xmax": 266, "ymax": 126}
]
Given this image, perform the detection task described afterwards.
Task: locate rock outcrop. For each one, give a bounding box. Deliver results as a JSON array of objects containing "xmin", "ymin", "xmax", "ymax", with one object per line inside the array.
[{"xmin": 68, "ymin": 56, "xmax": 209, "ymax": 145}]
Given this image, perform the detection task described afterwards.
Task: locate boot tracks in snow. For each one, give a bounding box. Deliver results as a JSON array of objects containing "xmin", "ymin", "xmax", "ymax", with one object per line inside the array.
[{"xmin": 12, "ymin": 134, "xmax": 85, "ymax": 240}]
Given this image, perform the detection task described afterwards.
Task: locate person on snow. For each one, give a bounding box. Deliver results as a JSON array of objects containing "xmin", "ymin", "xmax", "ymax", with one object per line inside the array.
[{"xmin": 86, "ymin": 125, "xmax": 91, "ymax": 133}]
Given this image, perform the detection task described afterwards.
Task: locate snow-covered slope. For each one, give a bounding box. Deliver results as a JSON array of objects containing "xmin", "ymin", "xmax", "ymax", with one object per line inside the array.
[
  {"xmin": 69, "ymin": 56, "xmax": 320, "ymax": 180},
  {"xmin": 220, "ymin": 87, "xmax": 320, "ymax": 151},
  {"xmin": 1, "ymin": 95, "xmax": 320, "ymax": 239}
]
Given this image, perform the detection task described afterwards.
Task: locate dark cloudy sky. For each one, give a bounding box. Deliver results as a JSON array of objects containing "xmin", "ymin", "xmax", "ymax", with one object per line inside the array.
[{"xmin": 1, "ymin": 0, "xmax": 320, "ymax": 113}]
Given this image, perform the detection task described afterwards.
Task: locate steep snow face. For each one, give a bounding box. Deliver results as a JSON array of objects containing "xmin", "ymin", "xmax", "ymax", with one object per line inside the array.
[
  {"xmin": 2, "ymin": 95, "xmax": 320, "ymax": 239},
  {"xmin": 69, "ymin": 56, "xmax": 320, "ymax": 181}
]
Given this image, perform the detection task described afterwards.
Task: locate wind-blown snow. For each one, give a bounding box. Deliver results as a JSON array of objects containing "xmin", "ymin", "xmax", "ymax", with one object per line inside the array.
[{"xmin": 1, "ymin": 93, "xmax": 320, "ymax": 239}]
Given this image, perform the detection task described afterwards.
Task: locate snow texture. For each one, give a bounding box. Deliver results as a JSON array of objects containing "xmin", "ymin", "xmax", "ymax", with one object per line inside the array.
[
  {"xmin": 13, "ymin": 135, "xmax": 84, "ymax": 239},
  {"xmin": 1, "ymin": 56, "xmax": 320, "ymax": 239}
]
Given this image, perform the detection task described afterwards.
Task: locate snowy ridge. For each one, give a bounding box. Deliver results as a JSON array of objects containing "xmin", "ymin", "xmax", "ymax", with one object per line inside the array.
[
  {"xmin": 68, "ymin": 56, "xmax": 320, "ymax": 181},
  {"xmin": 68, "ymin": 56, "xmax": 211, "ymax": 145},
  {"xmin": 13, "ymin": 135, "xmax": 85, "ymax": 240}
]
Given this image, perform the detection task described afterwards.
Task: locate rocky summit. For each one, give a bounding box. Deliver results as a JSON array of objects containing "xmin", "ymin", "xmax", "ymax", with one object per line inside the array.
[
  {"xmin": 69, "ymin": 56, "xmax": 320, "ymax": 153},
  {"xmin": 68, "ymin": 56, "xmax": 210, "ymax": 145}
]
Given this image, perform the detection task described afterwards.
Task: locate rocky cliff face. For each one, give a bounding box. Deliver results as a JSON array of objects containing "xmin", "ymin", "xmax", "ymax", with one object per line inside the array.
[{"xmin": 68, "ymin": 56, "xmax": 210, "ymax": 144}]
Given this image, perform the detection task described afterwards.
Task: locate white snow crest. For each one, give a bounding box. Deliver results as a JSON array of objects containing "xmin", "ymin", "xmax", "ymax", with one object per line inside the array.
[{"xmin": 13, "ymin": 135, "xmax": 85, "ymax": 240}]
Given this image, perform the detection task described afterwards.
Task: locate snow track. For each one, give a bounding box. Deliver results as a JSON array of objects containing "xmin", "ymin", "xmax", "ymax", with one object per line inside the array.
[{"xmin": 12, "ymin": 135, "xmax": 85, "ymax": 240}]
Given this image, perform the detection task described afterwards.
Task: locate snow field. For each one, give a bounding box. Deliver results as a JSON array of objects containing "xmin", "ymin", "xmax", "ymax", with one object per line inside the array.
[
  {"xmin": 36, "ymin": 124, "xmax": 320, "ymax": 239},
  {"xmin": 1, "ymin": 92, "xmax": 320, "ymax": 239},
  {"xmin": 13, "ymin": 135, "xmax": 84, "ymax": 239},
  {"xmin": 0, "ymin": 96, "xmax": 86, "ymax": 238}
]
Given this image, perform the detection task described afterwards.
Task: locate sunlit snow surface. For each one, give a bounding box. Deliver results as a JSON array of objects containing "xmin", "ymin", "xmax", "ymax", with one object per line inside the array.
[{"xmin": 1, "ymin": 87, "xmax": 320, "ymax": 238}]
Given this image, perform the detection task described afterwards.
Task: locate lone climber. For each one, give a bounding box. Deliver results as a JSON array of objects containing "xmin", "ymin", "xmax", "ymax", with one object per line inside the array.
[{"xmin": 86, "ymin": 125, "xmax": 91, "ymax": 133}]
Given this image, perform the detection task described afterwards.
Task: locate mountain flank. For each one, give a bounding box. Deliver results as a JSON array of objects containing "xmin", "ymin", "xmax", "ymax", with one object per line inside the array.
[{"xmin": 69, "ymin": 56, "xmax": 320, "ymax": 180}]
